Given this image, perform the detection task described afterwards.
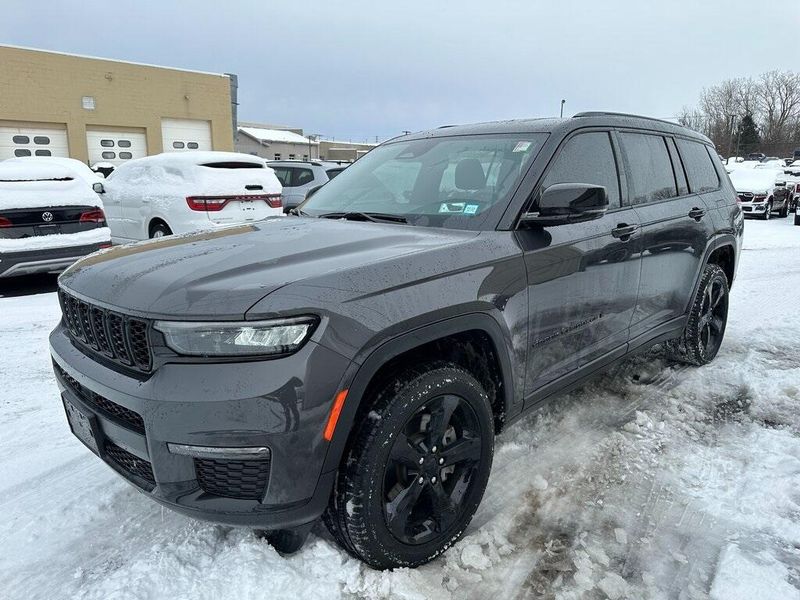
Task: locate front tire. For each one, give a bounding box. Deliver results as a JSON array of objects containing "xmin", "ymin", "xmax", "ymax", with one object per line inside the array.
[
  {"xmin": 762, "ymin": 203, "xmax": 772, "ymax": 220},
  {"xmin": 323, "ymin": 363, "xmax": 494, "ymax": 569},
  {"xmin": 666, "ymin": 263, "xmax": 729, "ymax": 366}
]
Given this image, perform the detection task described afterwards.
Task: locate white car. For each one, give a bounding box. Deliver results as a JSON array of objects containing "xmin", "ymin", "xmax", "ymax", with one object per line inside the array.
[
  {"xmin": 94, "ymin": 151, "xmax": 283, "ymax": 243},
  {"xmin": 0, "ymin": 161, "xmax": 111, "ymax": 278},
  {"xmin": 729, "ymin": 168, "xmax": 790, "ymax": 219}
]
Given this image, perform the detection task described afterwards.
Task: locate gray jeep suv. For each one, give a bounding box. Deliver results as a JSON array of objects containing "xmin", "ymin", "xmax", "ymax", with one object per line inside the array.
[{"xmin": 50, "ymin": 113, "xmax": 743, "ymax": 569}]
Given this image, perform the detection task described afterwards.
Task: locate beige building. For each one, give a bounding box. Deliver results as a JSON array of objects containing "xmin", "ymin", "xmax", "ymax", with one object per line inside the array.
[
  {"xmin": 319, "ymin": 139, "xmax": 375, "ymax": 162},
  {"xmin": 0, "ymin": 45, "xmax": 235, "ymax": 166}
]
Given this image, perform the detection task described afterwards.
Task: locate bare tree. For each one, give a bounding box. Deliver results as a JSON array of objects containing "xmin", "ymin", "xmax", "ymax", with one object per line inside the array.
[{"xmin": 756, "ymin": 70, "xmax": 800, "ymax": 146}]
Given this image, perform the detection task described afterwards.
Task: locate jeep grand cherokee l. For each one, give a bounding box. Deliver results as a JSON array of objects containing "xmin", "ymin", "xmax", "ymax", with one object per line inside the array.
[{"xmin": 50, "ymin": 112, "xmax": 742, "ymax": 569}]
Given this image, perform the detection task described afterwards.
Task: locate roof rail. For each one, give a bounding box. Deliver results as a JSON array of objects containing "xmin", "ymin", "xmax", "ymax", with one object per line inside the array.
[{"xmin": 573, "ymin": 111, "xmax": 681, "ymax": 127}]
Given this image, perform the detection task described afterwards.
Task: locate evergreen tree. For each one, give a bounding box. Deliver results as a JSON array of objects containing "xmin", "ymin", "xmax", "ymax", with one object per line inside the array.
[{"xmin": 736, "ymin": 114, "xmax": 760, "ymax": 156}]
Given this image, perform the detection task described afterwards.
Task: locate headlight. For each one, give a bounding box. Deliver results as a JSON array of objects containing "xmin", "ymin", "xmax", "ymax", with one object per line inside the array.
[{"xmin": 154, "ymin": 316, "xmax": 318, "ymax": 357}]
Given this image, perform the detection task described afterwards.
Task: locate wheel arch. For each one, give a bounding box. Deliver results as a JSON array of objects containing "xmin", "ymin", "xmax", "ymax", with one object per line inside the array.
[
  {"xmin": 686, "ymin": 235, "xmax": 737, "ymax": 314},
  {"xmin": 320, "ymin": 313, "xmax": 516, "ymax": 474},
  {"xmin": 147, "ymin": 217, "xmax": 171, "ymax": 237}
]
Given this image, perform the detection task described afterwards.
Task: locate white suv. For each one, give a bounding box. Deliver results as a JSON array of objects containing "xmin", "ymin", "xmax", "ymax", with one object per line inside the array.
[
  {"xmin": 95, "ymin": 151, "xmax": 283, "ymax": 242},
  {"xmin": 267, "ymin": 160, "xmax": 348, "ymax": 213}
]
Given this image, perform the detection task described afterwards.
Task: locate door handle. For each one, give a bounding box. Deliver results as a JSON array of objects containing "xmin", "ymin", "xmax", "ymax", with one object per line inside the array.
[
  {"xmin": 611, "ymin": 223, "xmax": 639, "ymax": 240},
  {"xmin": 688, "ymin": 207, "xmax": 705, "ymax": 221}
]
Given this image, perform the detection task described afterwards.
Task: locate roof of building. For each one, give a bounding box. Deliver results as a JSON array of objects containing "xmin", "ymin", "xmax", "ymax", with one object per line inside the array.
[
  {"xmin": 239, "ymin": 126, "xmax": 319, "ymax": 146},
  {"xmin": 0, "ymin": 44, "xmax": 228, "ymax": 78}
]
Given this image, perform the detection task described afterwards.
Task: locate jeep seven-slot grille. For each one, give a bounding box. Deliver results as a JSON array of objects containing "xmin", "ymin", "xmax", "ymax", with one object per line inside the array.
[
  {"xmin": 58, "ymin": 289, "xmax": 152, "ymax": 373},
  {"xmin": 195, "ymin": 458, "xmax": 271, "ymax": 501},
  {"xmin": 53, "ymin": 361, "xmax": 145, "ymax": 434}
]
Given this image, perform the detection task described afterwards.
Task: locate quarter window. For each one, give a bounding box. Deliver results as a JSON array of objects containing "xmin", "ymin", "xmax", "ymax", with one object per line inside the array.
[
  {"xmin": 540, "ymin": 131, "xmax": 621, "ymax": 208},
  {"xmin": 14, "ymin": 149, "xmax": 31, "ymax": 157},
  {"xmin": 12, "ymin": 135, "xmax": 29, "ymax": 144},
  {"xmin": 100, "ymin": 139, "xmax": 115, "ymax": 147},
  {"xmin": 35, "ymin": 149, "xmax": 51, "ymax": 156},
  {"xmin": 618, "ymin": 133, "xmax": 678, "ymax": 204},
  {"xmin": 33, "ymin": 136, "xmax": 50, "ymax": 145},
  {"xmin": 676, "ymin": 139, "xmax": 720, "ymax": 193},
  {"xmin": 295, "ymin": 168, "xmax": 314, "ymax": 186},
  {"xmin": 666, "ymin": 138, "xmax": 689, "ymax": 196},
  {"xmin": 102, "ymin": 151, "xmax": 116, "ymax": 159}
]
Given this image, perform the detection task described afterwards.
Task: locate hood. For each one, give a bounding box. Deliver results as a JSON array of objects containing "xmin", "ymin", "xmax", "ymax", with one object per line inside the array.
[
  {"xmin": 59, "ymin": 217, "xmax": 477, "ymax": 319},
  {"xmin": 729, "ymin": 169, "xmax": 779, "ymax": 194}
]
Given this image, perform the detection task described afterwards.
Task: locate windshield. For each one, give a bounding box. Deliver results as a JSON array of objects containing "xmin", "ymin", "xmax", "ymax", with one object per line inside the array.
[{"xmin": 301, "ymin": 133, "xmax": 547, "ymax": 230}]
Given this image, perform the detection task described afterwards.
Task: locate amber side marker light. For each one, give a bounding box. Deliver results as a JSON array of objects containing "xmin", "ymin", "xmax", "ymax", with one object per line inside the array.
[{"xmin": 323, "ymin": 389, "xmax": 349, "ymax": 441}]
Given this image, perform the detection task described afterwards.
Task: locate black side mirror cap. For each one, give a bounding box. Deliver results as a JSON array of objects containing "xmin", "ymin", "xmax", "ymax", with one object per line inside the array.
[
  {"xmin": 92, "ymin": 182, "xmax": 105, "ymax": 194},
  {"xmin": 520, "ymin": 183, "xmax": 608, "ymax": 227}
]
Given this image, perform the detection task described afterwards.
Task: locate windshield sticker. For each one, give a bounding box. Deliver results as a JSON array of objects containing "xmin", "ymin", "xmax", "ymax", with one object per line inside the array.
[
  {"xmin": 463, "ymin": 204, "xmax": 479, "ymax": 215},
  {"xmin": 438, "ymin": 202, "xmax": 465, "ymax": 213},
  {"xmin": 513, "ymin": 141, "xmax": 532, "ymax": 153}
]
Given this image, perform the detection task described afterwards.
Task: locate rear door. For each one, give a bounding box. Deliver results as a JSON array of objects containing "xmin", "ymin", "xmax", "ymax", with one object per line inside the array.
[
  {"xmin": 619, "ymin": 132, "xmax": 715, "ymax": 341},
  {"xmin": 518, "ymin": 130, "xmax": 642, "ymax": 397}
]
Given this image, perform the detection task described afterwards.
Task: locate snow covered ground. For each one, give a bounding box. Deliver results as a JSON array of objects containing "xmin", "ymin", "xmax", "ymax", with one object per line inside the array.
[{"xmin": 1, "ymin": 218, "xmax": 799, "ymax": 600}]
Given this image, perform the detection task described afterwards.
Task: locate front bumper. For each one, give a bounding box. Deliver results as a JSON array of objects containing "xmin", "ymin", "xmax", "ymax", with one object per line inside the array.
[
  {"xmin": 49, "ymin": 322, "xmax": 350, "ymax": 529},
  {"xmin": 0, "ymin": 242, "xmax": 107, "ymax": 278},
  {"xmin": 739, "ymin": 202, "xmax": 768, "ymax": 216}
]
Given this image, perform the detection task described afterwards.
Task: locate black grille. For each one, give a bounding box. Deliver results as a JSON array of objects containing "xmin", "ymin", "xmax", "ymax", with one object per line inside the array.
[
  {"xmin": 195, "ymin": 458, "xmax": 270, "ymax": 500},
  {"xmin": 738, "ymin": 193, "xmax": 754, "ymax": 202},
  {"xmin": 58, "ymin": 289, "xmax": 152, "ymax": 373},
  {"xmin": 105, "ymin": 441, "xmax": 155, "ymax": 489},
  {"xmin": 53, "ymin": 362, "xmax": 145, "ymax": 434}
]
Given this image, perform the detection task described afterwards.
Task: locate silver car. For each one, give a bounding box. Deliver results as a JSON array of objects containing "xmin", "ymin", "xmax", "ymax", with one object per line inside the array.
[{"xmin": 267, "ymin": 160, "xmax": 348, "ymax": 213}]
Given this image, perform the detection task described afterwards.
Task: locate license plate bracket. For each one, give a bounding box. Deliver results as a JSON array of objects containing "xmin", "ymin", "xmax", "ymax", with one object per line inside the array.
[
  {"xmin": 63, "ymin": 397, "xmax": 101, "ymax": 455},
  {"xmin": 35, "ymin": 224, "xmax": 61, "ymax": 236}
]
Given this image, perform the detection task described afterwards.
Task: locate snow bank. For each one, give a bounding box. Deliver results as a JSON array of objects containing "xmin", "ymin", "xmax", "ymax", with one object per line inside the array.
[
  {"xmin": 0, "ymin": 227, "xmax": 110, "ymax": 251},
  {"xmin": 710, "ymin": 545, "xmax": 800, "ymax": 600}
]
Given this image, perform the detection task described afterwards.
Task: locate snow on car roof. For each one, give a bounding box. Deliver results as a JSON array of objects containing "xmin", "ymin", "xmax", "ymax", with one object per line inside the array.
[
  {"xmin": 0, "ymin": 161, "xmax": 77, "ymax": 182},
  {"xmin": 5, "ymin": 156, "xmax": 102, "ymax": 183},
  {"xmin": 124, "ymin": 151, "xmax": 268, "ymax": 168},
  {"xmin": 238, "ymin": 127, "xmax": 319, "ymax": 145},
  {"xmin": 729, "ymin": 167, "xmax": 783, "ymax": 187}
]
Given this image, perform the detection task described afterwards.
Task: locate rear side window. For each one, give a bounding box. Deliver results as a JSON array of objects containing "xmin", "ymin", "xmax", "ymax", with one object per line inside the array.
[
  {"xmin": 618, "ymin": 133, "xmax": 677, "ymax": 204},
  {"xmin": 676, "ymin": 139, "xmax": 720, "ymax": 193},
  {"xmin": 541, "ymin": 131, "xmax": 621, "ymax": 208},
  {"xmin": 294, "ymin": 168, "xmax": 314, "ymax": 186}
]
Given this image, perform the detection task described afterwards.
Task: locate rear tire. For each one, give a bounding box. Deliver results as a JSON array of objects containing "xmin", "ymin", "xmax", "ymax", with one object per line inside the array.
[
  {"xmin": 149, "ymin": 222, "xmax": 172, "ymax": 238},
  {"xmin": 323, "ymin": 362, "xmax": 494, "ymax": 569},
  {"xmin": 779, "ymin": 202, "xmax": 788, "ymax": 218},
  {"xmin": 665, "ymin": 264, "xmax": 729, "ymax": 366},
  {"xmin": 762, "ymin": 203, "xmax": 772, "ymax": 220},
  {"xmin": 795, "ymin": 212, "xmax": 800, "ymax": 226}
]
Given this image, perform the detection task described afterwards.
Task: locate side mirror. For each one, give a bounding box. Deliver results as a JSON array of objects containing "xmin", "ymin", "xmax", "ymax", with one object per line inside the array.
[
  {"xmin": 520, "ymin": 183, "xmax": 608, "ymax": 227},
  {"xmin": 92, "ymin": 182, "xmax": 105, "ymax": 194}
]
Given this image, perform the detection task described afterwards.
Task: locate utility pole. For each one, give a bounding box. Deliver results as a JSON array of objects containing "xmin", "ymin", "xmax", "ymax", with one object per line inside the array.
[
  {"xmin": 726, "ymin": 115, "xmax": 737, "ymax": 160},
  {"xmin": 560, "ymin": 99, "xmax": 566, "ymax": 118},
  {"xmin": 402, "ymin": 130, "xmax": 411, "ymax": 136}
]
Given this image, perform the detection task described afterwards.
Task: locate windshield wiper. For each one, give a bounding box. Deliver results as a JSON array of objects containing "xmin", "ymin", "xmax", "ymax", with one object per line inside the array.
[
  {"xmin": 317, "ymin": 211, "xmax": 408, "ymax": 224},
  {"xmin": 288, "ymin": 207, "xmax": 310, "ymax": 216}
]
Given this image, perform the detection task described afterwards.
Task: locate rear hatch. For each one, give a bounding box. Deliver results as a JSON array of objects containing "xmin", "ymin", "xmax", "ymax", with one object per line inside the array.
[
  {"xmin": 0, "ymin": 205, "xmax": 106, "ymax": 240},
  {"xmin": 186, "ymin": 160, "xmax": 283, "ymax": 226}
]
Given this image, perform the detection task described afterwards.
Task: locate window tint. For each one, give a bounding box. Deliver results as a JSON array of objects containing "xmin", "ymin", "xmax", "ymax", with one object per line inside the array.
[
  {"xmin": 119, "ymin": 152, "xmax": 132, "ymax": 159},
  {"xmin": 618, "ymin": 133, "xmax": 677, "ymax": 204},
  {"xmin": 172, "ymin": 141, "xmax": 185, "ymax": 149},
  {"xmin": 676, "ymin": 139, "xmax": 720, "ymax": 193},
  {"xmin": 102, "ymin": 151, "xmax": 116, "ymax": 159},
  {"xmin": 33, "ymin": 136, "xmax": 50, "ymax": 145},
  {"xmin": 100, "ymin": 139, "xmax": 114, "ymax": 147},
  {"xmin": 14, "ymin": 149, "xmax": 31, "ymax": 157},
  {"xmin": 271, "ymin": 167, "xmax": 292, "ymax": 186},
  {"xmin": 541, "ymin": 131, "xmax": 621, "ymax": 208},
  {"xmin": 35, "ymin": 149, "xmax": 51, "ymax": 156},
  {"xmin": 12, "ymin": 135, "xmax": 29, "ymax": 144},
  {"xmin": 326, "ymin": 168, "xmax": 344, "ymax": 180},
  {"xmin": 118, "ymin": 139, "xmax": 131, "ymax": 148},
  {"xmin": 187, "ymin": 142, "xmax": 199, "ymax": 149},
  {"xmin": 295, "ymin": 168, "xmax": 314, "ymax": 186},
  {"xmin": 665, "ymin": 138, "xmax": 689, "ymax": 196}
]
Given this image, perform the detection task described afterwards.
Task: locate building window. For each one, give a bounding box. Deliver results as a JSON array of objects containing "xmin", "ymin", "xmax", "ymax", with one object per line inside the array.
[
  {"xmin": 81, "ymin": 96, "xmax": 96, "ymax": 110},
  {"xmin": 102, "ymin": 151, "xmax": 116, "ymax": 159},
  {"xmin": 35, "ymin": 149, "xmax": 51, "ymax": 156},
  {"xmin": 187, "ymin": 142, "xmax": 199, "ymax": 149},
  {"xmin": 289, "ymin": 154, "xmax": 296, "ymax": 160},
  {"xmin": 173, "ymin": 141, "xmax": 185, "ymax": 149},
  {"xmin": 33, "ymin": 136, "xmax": 50, "ymax": 145},
  {"xmin": 274, "ymin": 153, "xmax": 281, "ymax": 160},
  {"xmin": 14, "ymin": 149, "xmax": 31, "ymax": 157},
  {"xmin": 303, "ymin": 154, "xmax": 308, "ymax": 161},
  {"xmin": 119, "ymin": 152, "xmax": 133, "ymax": 159},
  {"xmin": 117, "ymin": 140, "xmax": 132, "ymax": 148},
  {"xmin": 101, "ymin": 139, "xmax": 114, "ymax": 147},
  {"xmin": 12, "ymin": 135, "xmax": 29, "ymax": 144}
]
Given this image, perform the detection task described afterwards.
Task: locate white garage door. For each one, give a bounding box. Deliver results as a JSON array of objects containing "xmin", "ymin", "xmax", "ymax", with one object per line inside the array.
[
  {"xmin": 161, "ymin": 118, "xmax": 212, "ymax": 152},
  {"xmin": 0, "ymin": 124, "xmax": 69, "ymax": 160},
  {"xmin": 86, "ymin": 130, "xmax": 147, "ymax": 166}
]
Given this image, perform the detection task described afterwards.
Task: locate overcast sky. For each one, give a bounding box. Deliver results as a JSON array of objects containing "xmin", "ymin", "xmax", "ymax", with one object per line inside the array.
[{"xmin": 2, "ymin": 1, "xmax": 798, "ymax": 141}]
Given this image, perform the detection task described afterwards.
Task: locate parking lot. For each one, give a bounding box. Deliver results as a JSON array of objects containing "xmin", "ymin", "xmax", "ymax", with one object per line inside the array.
[{"xmin": 2, "ymin": 216, "xmax": 798, "ymax": 599}]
